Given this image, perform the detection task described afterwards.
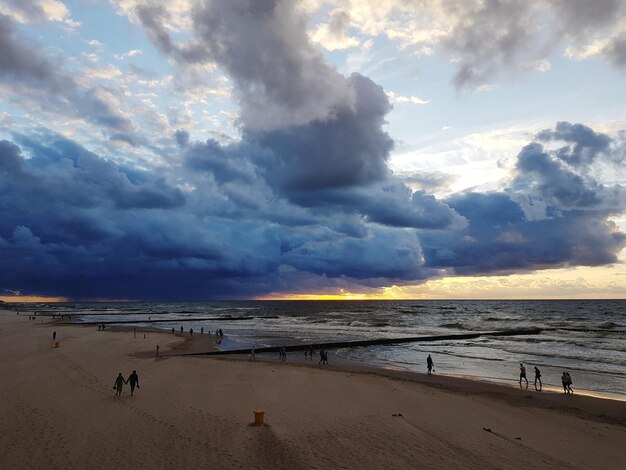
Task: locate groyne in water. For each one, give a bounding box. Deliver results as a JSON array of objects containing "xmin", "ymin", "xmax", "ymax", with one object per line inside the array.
[{"xmin": 178, "ymin": 328, "xmax": 544, "ymax": 356}]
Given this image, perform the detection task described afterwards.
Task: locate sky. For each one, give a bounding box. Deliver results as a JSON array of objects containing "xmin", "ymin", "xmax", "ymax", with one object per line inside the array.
[{"xmin": 0, "ymin": 0, "xmax": 625, "ymax": 301}]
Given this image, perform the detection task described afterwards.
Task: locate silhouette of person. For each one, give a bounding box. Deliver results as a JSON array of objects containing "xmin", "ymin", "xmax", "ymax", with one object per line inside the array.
[
  {"xmin": 113, "ymin": 373, "xmax": 125, "ymax": 396},
  {"xmin": 427, "ymin": 355, "xmax": 434, "ymax": 375},
  {"xmin": 519, "ymin": 363, "xmax": 529, "ymax": 388},
  {"xmin": 250, "ymin": 346, "xmax": 256, "ymax": 360},
  {"xmin": 190, "ymin": 328, "xmax": 194, "ymax": 336},
  {"xmin": 280, "ymin": 346, "xmax": 286, "ymax": 361},
  {"xmin": 52, "ymin": 331, "xmax": 56, "ymax": 341},
  {"xmin": 180, "ymin": 326, "xmax": 183, "ymax": 334},
  {"xmin": 561, "ymin": 372, "xmax": 568, "ymax": 393},
  {"xmin": 127, "ymin": 370, "xmax": 140, "ymax": 396},
  {"xmin": 319, "ymin": 348, "xmax": 328, "ymax": 364},
  {"xmin": 534, "ymin": 366, "xmax": 542, "ymax": 391},
  {"xmin": 200, "ymin": 327, "xmax": 204, "ymax": 335},
  {"xmin": 565, "ymin": 373, "xmax": 573, "ymax": 393},
  {"xmin": 321, "ymin": 349, "xmax": 328, "ymax": 364}
]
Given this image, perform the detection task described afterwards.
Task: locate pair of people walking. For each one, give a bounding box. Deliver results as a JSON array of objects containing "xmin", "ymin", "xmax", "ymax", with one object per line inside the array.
[
  {"xmin": 113, "ymin": 370, "xmax": 140, "ymax": 396},
  {"xmin": 561, "ymin": 372, "xmax": 574, "ymax": 393},
  {"xmin": 519, "ymin": 363, "xmax": 543, "ymax": 390}
]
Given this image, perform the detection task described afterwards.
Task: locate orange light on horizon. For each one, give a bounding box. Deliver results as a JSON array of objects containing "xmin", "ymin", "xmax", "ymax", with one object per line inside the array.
[
  {"xmin": 255, "ymin": 290, "xmax": 384, "ymax": 301},
  {"xmin": 0, "ymin": 295, "xmax": 68, "ymax": 303}
]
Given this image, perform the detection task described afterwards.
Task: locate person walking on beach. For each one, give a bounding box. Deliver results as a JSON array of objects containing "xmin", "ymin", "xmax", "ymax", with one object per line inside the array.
[
  {"xmin": 201, "ymin": 327, "xmax": 204, "ymax": 335},
  {"xmin": 565, "ymin": 372, "xmax": 573, "ymax": 393},
  {"xmin": 126, "ymin": 370, "xmax": 140, "ymax": 396},
  {"xmin": 427, "ymin": 355, "xmax": 434, "ymax": 375},
  {"xmin": 250, "ymin": 346, "xmax": 256, "ymax": 360},
  {"xmin": 113, "ymin": 373, "xmax": 125, "ymax": 396},
  {"xmin": 52, "ymin": 331, "xmax": 56, "ymax": 341},
  {"xmin": 280, "ymin": 346, "xmax": 286, "ymax": 361},
  {"xmin": 190, "ymin": 328, "xmax": 194, "ymax": 336},
  {"xmin": 561, "ymin": 372, "xmax": 569, "ymax": 393},
  {"xmin": 180, "ymin": 326, "xmax": 183, "ymax": 334},
  {"xmin": 519, "ymin": 363, "xmax": 528, "ymax": 388},
  {"xmin": 534, "ymin": 366, "xmax": 542, "ymax": 391}
]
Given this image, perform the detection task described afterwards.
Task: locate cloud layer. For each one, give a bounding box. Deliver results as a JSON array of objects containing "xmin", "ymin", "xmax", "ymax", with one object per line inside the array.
[
  {"xmin": 0, "ymin": 0, "xmax": 625, "ymax": 299},
  {"xmin": 1, "ymin": 120, "xmax": 624, "ymax": 299}
]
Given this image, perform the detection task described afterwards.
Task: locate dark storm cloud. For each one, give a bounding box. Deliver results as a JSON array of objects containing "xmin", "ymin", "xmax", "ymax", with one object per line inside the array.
[
  {"xmin": 8, "ymin": 131, "xmax": 185, "ymax": 210},
  {"xmin": 443, "ymin": 0, "xmax": 536, "ymax": 88},
  {"xmin": 535, "ymin": 121, "xmax": 611, "ymax": 166},
  {"xmin": 0, "ymin": 14, "xmax": 132, "ymax": 132},
  {"xmin": 281, "ymin": 227, "xmax": 427, "ymax": 280},
  {"xmin": 137, "ymin": 0, "xmax": 355, "ymax": 131},
  {"xmin": 419, "ymin": 123, "xmax": 626, "ymax": 275},
  {"xmin": 604, "ymin": 33, "xmax": 626, "ymax": 70},
  {"xmin": 2, "ymin": 0, "xmax": 625, "ymax": 299},
  {"xmin": 1, "ymin": 121, "xmax": 625, "ymax": 299},
  {"xmin": 174, "ymin": 129, "xmax": 190, "ymax": 148},
  {"xmin": 0, "ymin": 133, "xmax": 281, "ymax": 299},
  {"xmin": 439, "ymin": 0, "xmax": 626, "ymax": 88},
  {"xmin": 247, "ymin": 73, "xmax": 392, "ymax": 191}
]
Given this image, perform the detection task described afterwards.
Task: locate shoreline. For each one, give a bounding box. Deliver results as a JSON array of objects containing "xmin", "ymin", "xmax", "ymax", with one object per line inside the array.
[
  {"xmin": 36, "ymin": 309, "xmax": 626, "ymax": 423},
  {"xmin": 28, "ymin": 308, "xmax": 626, "ymax": 405},
  {"xmin": 2, "ymin": 308, "xmax": 625, "ymax": 469}
]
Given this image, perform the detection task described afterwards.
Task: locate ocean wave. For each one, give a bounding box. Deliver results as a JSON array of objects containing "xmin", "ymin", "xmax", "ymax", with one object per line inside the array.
[
  {"xmin": 439, "ymin": 322, "xmax": 479, "ymax": 331},
  {"xmin": 497, "ymin": 346, "xmax": 626, "ymax": 368}
]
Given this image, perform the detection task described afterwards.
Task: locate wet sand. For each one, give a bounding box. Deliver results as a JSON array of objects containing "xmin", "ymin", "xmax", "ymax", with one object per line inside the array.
[{"xmin": 1, "ymin": 308, "xmax": 625, "ymax": 469}]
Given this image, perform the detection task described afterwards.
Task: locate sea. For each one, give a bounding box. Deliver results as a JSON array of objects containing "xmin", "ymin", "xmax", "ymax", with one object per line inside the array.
[{"xmin": 23, "ymin": 299, "xmax": 626, "ymax": 399}]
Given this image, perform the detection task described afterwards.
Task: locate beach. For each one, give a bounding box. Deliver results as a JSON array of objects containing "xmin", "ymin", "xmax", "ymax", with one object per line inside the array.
[{"xmin": 1, "ymin": 309, "xmax": 625, "ymax": 470}]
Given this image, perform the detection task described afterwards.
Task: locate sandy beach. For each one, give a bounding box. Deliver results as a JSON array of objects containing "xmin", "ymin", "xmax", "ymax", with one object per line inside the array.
[{"xmin": 1, "ymin": 309, "xmax": 625, "ymax": 470}]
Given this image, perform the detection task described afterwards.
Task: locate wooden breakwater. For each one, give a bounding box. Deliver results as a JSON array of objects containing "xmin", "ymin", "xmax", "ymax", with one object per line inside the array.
[{"xmin": 179, "ymin": 328, "xmax": 544, "ymax": 357}]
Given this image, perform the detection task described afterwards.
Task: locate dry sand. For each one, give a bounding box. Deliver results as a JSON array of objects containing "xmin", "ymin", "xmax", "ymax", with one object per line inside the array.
[{"xmin": 1, "ymin": 308, "xmax": 625, "ymax": 470}]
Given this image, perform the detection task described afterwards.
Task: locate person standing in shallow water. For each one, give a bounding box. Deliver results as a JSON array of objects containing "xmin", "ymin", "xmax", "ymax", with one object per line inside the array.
[
  {"xmin": 519, "ymin": 363, "xmax": 528, "ymax": 388},
  {"xmin": 427, "ymin": 355, "xmax": 434, "ymax": 375},
  {"xmin": 113, "ymin": 373, "xmax": 125, "ymax": 396},
  {"xmin": 127, "ymin": 370, "xmax": 140, "ymax": 396},
  {"xmin": 534, "ymin": 366, "xmax": 542, "ymax": 391}
]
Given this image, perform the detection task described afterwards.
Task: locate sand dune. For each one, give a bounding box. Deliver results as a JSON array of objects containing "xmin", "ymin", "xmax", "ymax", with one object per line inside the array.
[{"xmin": 1, "ymin": 310, "xmax": 624, "ymax": 469}]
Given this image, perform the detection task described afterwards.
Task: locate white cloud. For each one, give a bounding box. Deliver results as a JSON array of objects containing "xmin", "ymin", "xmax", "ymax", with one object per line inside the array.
[
  {"xmin": 110, "ymin": 0, "xmax": 195, "ymax": 31},
  {"xmin": 311, "ymin": 9, "xmax": 360, "ymax": 51},
  {"xmin": 0, "ymin": 111, "xmax": 11, "ymax": 125},
  {"xmin": 386, "ymin": 91, "xmax": 429, "ymax": 105},
  {"xmin": 115, "ymin": 49, "xmax": 143, "ymax": 60},
  {"xmin": 0, "ymin": 0, "xmax": 80, "ymax": 29},
  {"xmin": 85, "ymin": 64, "xmax": 123, "ymax": 80}
]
